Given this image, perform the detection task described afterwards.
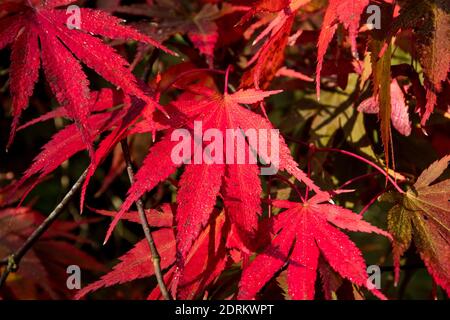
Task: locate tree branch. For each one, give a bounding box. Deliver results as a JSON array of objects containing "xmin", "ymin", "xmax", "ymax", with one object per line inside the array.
[
  {"xmin": 120, "ymin": 139, "xmax": 172, "ymax": 300},
  {"xmin": 0, "ymin": 169, "xmax": 88, "ymax": 288}
]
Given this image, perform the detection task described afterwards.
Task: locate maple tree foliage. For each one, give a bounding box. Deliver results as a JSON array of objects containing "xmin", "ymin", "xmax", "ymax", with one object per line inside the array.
[
  {"xmin": 0, "ymin": 0, "xmax": 172, "ymax": 152},
  {"xmin": 238, "ymin": 195, "xmax": 392, "ymax": 300},
  {"xmin": 385, "ymin": 155, "xmax": 450, "ymax": 295},
  {"xmin": 0, "ymin": 0, "xmax": 449, "ymax": 301}
]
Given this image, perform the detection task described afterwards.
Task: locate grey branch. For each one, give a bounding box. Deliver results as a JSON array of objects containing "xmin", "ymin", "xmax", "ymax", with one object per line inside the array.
[
  {"xmin": 0, "ymin": 169, "xmax": 88, "ymax": 288},
  {"xmin": 120, "ymin": 139, "xmax": 172, "ymax": 300}
]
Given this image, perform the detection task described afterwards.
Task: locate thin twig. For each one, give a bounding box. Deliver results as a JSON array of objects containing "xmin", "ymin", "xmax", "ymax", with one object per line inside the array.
[
  {"xmin": 304, "ymin": 147, "xmax": 315, "ymax": 201},
  {"xmin": 359, "ymin": 190, "xmax": 385, "ymax": 216},
  {"xmin": 285, "ymin": 137, "xmax": 405, "ymax": 194},
  {"xmin": 338, "ymin": 172, "xmax": 380, "ymax": 190},
  {"xmin": 0, "ymin": 169, "xmax": 88, "ymax": 288},
  {"xmin": 120, "ymin": 139, "xmax": 172, "ymax": 300},
  {"xmin": 317, "ymin": 147, "xmax": 405, "ymax": 194},
  {"xmin": 272, "ymin": 174, "xmax": 305, "ymax": 202}
]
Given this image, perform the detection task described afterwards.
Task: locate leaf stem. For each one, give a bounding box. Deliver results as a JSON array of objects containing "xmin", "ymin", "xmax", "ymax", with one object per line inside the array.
[
  {"xmin": 304, "ymin": 147, "xmax": 315, "ymax": 201},
  {"xmin": 285, "ymin": 137, "xmax": 405, "ymax": 194},
  {"xmin": 338, "ymin": 172, "xmax": 380, "ymax": 189},
  {"xmin": 359, "ymin": 190, "xmax": 385, "ymax": 216},
  {"xmin": 224, "ymin": 65, "xmax": 232, "ymax": 95},
  {"xmin": 318, "ymin": 147, "xmax": 405, "ymax": 194},
  {"xmin": 272, "ymin": 174, "xmax": 305, "ymax": 202}
]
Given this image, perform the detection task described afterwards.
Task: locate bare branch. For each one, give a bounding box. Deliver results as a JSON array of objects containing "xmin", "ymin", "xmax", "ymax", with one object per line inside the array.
[
  {"xmin": 0, "ymin": 169, "xmax": 88, "ymax": 288},
  {"xmin": 120, "ymin": 139, "xmax": 172, "ymax": 300}
]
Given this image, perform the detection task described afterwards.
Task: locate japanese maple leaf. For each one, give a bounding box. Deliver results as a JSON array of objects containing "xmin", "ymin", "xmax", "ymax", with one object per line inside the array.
[
  {"xmin": 238, "ymin": 196, "xmax": 392, "ymax": 300},
  {"xmin": 239, "ymin": 0, "xmax": 309, "ymax": 26},
  {"xmin": 105, "ymin": 69, "xmax": 326, "ymax": 271},
  {"xmin": 156, "ymin": 210, "xmax": 231, "ymax": 300},
  {"xmin": 74, "ymin": 209, "xmax": 176, "ymax": 299},
  {"xmin": 240, "ymin": 0, "xmax": 311, "ymax": 89},
  {"xmin": 385, "ymin": 155, "xmax": 450, "ymax": 295},
  {"xmin": 414, "ymin": 0, "xmax": 450, "ymax": 125},
  {"xmin": 388, "ymin": 0, "xmax": 450, "ymax": 125},
  {"xmin": 316, "ymin": 0, "xmax": 369, "ymax": 98},
  {"xmin": 75, "ymin": 207, "xmax": 231, "ymax": 300},
  {"xmin": 110, "ymin": 1, "xmax": 221, "ymax": 67},
  {"xmin": 0, "ymin": 0, "xmax": 172, "ymax": 149},
  {"xmin": 358, "ymin": 79, "xmax": 412, "ymax": 136},
  {"xmin": 5, "ymin": 89, "xmax": 133, "ymax": 204},
  {"xmin": 0, "ymin": 207, "xmax": 103, "ymax": 299},
  {"xmin": 241, "ymin": 11, "xmax": 295, "ymax": 89}
]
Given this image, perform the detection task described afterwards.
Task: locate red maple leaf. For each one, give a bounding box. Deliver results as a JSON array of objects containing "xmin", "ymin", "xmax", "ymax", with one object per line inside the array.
[
  {"xmin": 241, "ymin": 12, "xmax": 295, "ymax": 89},
  {"xmin": 240, "ymin": 0, "xmax": 311, "ymax": 89},
  {"xmin": 105, "ymin": 1, "xmax": 225, "ymax": 68},
  {"xmin": 75, "ymin": 206, "xmax": 232, "ymax": 300},
  {"xmin": 316, "ymin": 0, "xmax": 369, "ymax": 98},
  {"xmin": 104, "ymin": 68, "xmax": 326, "ymax": 271},
  {"xmin": 238, "ymin": 195, "xmax": 392, "ymax": 300},
  {"xmin": 0, "ymin": 0, "xmax": 172, "ymax": 149},
  {"xmin": 358, "ymin": 79, "xmax": 412, "ymax": 136},
  {"xmin": 5, "ymin": 89, "xmax": 133, "ymax": 204}
]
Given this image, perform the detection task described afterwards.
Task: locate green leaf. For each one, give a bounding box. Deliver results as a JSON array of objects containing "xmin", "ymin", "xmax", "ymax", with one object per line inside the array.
[{"xmin": 386, "ymin": 155, "xmax": 450, "ymax": 293}]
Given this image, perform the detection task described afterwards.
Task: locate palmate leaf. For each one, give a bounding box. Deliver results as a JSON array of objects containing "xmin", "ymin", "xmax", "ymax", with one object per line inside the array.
[
  {"xmin": 387, "ymin": 155, "xmax": 450, "ymax": 294},
  {"xmin": 76, "ymin": 207, "xmax": 231, "ymax": 300},
  {"xmin": 358, "ymin": 79, "xmax": 412, "ymax": 137},
  {"xmin": 392, "ymin": 0, "xmax": 450, "ymax": 125},
  {"xmin": 240, "ymin": 0, "xmax": 312, "ymax": 89},
  {"xmin": 316, "ymin": 0, "xmax": 369, "ymax": 98},
  {"xmin": 104, "ymin": 71, "xmax": 326, "ymax": 275},
  {"xmin": 110, "ymin": 1, "xmax": 221, "ymax": 68},
  {"xmin": 3, "ymin": 0, "xmax": 447, "ymax": 302},
  {"xmin": 5, "ymin": 89, "xmax": 138, "ymax": 205},
  {"xmin": 0, "ymin": 0, "xmax": 172, "ymax": 149},
  {"xmin": 241, "ymin": 13, "xmax": 295, "ymax": 89},
  {"xmin": 414, "ymin": 0, "xmax": 450, "ymax": 125},
  {"xmin": 238, "ymin": 196, "xmax": 391, "ymax": 300}
]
